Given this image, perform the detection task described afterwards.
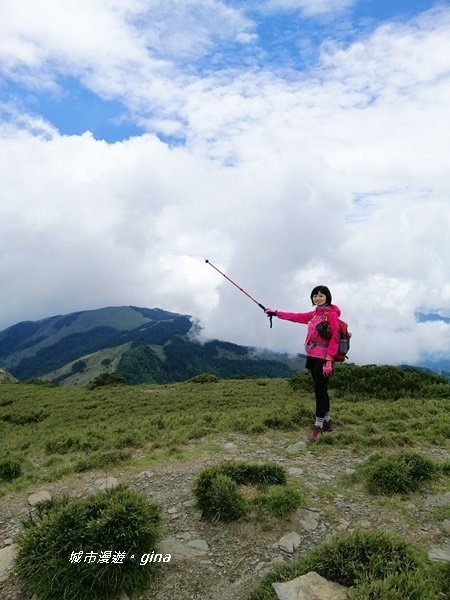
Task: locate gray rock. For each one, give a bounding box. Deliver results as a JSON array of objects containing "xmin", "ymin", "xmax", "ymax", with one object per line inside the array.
[
  {"xmin": 182, "ymin": 499, "xmax": 197, "ymax": 508},
  {"xmin": 159, "ymin": 536, "xmax": 208, "ymax": 559},
  {"xmin": 272, "ymin": 571, "xmax": 348, "ymax": 600},
  {"xmin": 28, "ymin": 490, "xmax": 51, "ymax": 506},
  {"xmin": 138, "ymin": 470, "xmax": 155, "ymax": 478},
  {"xmin": 424, "ymin": 492, "xmax": 450, "ymax": 508},
  {"xmin": 0, "ymin": 544, "xmax": 16, "ymax": 583},
  {"xmin": 278, "ymin": 532, "xmax": 301, "ymax": 554},
  {"xmin": 296, "ymin": 508, "xmax": 320, "ymax": 532},
  {"xmin": 428, "ymin": 542, "xmax": 450, "ymax": 562},
  {"xmin": 287, "ymin": 467, "xmax": 304, "ymax": 476},
  {"xmin": 286, "ymin": 441, "xmax": 306, "ymax": 455},
  {"xmin": 223, "ymin": 442, "xmax": 238, "ymax": 451},
  {"xmin": 95, "ymin": 476, "xmax": 119, "ymax": 490},
  {"xmin": 442, "ymin": 519, "xmax": 450, "ymax": 534},
  {"xmin": 186, "ymin": 539, "xmax": 209, "ymax": 552}
]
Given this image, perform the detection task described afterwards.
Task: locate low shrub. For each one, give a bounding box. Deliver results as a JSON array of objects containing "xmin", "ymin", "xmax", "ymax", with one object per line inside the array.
[
  {"xmin": 289, "ymin": 364, "xmax": 450, "ymax": 399},
  {"xmin": 1, "ymin": 410, "xmax": 47, "ymax": 425},
  {"xmin": 0, "ymin": 457, "xmax": 22, "ymax": 481},
  {"xmin": 349, "ymin": 570, "xmax": 441, "ymax": 599},
  {"xmin": 15, "ymin": 484, "xmax": 163, "ymax": 600},
  {"xmin": 188, "ymin": 373, "xmax": 219, "ymax": 383},
  {"xmin": 193, "ymin": 461, "xmax": 297, "ymax": 522},
  {"xmin": 74, "ymin": 449, "xmax": 131, "ymax": 472},
  {"xmin": 250, "ymin": 529, "xmax": 436, "ymax": 600},
  {"xmin": 202, "ymin": 473, "xmax": 247, "ymax": 522},
  {"xmin": 252, "ymin": 486, "xmax": 304, "ymax": 518},
  {"xmin": 88, "ymin": 373, "xmax": 127, "ymax": 389},
  {"xmin": 362, "ymin": 451, "xmax": 438, "ymax": 495},
  {"xmin": 45, "ymin": 435, "xmax": 83, "ymax": 454}
]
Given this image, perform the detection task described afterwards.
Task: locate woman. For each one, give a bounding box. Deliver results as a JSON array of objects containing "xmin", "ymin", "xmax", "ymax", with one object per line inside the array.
[{"xmin": 265, "ymin": 285, "xmax": 340, "ymax": 443}]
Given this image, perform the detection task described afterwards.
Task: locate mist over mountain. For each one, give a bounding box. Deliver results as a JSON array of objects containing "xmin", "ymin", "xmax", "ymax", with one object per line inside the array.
[
  {"xmin": 0, "ymin": 306, "xmax": 304, "ymax": 386},
  {"xmin": 1, "ymin": 306, "xmax": 448, "ymax": 387}
]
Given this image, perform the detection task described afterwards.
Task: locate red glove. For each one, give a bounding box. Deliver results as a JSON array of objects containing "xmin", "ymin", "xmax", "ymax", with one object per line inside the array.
[
  {"xmin": 323, "ymin": 361, "xmax": 333, "ymax": 377},
  {"xmin": 265, "ymin": 308, "xmax": 277, "ymax": 317}
]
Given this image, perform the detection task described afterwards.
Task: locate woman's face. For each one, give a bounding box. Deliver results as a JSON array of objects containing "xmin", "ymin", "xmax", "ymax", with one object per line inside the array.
[{"xmin": 312, "ymin": 291, "xmax": 327, "ymax": 306}]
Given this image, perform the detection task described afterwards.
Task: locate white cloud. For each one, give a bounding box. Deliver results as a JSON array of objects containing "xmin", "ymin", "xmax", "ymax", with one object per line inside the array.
[
  {"xmin": 260, "ymin": 0, "xmax": 355, "ymax": 17},
  {"xmin": 0, "ymin": 3, "xmax": 450, "ymax": 368}
]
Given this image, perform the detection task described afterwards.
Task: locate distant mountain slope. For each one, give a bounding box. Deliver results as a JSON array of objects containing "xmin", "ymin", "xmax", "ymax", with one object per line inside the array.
[{"xmin": 0, "ymin": 306, "xmax": 304, "ymax": 385}]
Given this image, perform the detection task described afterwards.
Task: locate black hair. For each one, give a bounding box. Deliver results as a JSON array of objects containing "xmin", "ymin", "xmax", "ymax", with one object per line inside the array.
[{"xmin": 310, "ymin": 285, "xmax": 332, "ymax": 306}]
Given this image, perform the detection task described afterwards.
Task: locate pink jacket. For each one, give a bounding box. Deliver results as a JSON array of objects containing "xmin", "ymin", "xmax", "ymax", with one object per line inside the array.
[{"xmin": 276, "ymin": 304, "xmax": 341, "ymax": 360}]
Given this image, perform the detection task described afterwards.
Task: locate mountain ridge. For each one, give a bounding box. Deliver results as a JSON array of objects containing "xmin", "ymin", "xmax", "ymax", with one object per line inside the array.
[{"xmin": 0, "ymin": 306, "xmax": 304, "ymax": 386}]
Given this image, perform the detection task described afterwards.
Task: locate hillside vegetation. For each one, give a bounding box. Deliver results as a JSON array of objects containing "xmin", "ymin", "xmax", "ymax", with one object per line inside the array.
[
  {"xmin": 1, "ymin": 364, "xmax": 450, "ymax": 600},
  {"xmin": 1, "ymin": 364, "xmax": 449, "ymax": 494},
  {"xmin": 0, "ymin": 306, "xmax": 303, "ymax": 385}
]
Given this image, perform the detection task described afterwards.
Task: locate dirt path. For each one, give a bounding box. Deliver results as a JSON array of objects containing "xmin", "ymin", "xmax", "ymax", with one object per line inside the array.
[{"xmin": 1, "ymin": 432, "xmax": 448, "ymax": 599}]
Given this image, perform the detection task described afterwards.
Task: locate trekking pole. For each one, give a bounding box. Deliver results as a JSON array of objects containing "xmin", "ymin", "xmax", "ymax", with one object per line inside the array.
[{"xmin": 205, "ymin": 259, "xmax": 273, "ymax": 328}]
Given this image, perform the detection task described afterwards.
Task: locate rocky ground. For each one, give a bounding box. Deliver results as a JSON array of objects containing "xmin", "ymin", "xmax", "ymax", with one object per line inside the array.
[{"xmin": 1, "ymin": 430, "xmax": 449, "ymax": 599}]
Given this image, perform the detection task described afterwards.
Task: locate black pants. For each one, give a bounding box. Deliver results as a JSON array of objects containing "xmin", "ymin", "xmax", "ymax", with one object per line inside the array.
[{"xmin": 305, "ymin": 356, "xmax": 330, "ymax": 419}]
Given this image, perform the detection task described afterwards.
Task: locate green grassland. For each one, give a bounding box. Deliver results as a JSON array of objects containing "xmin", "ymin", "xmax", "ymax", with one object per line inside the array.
[{"xmin": 1, "ymin": 365, "xmax": 449, "ymax": 495}]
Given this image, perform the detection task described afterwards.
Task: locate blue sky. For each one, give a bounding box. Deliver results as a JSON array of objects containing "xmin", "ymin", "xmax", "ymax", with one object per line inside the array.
[
  {"xmin": 0, "ymin": 0, "xmax": 441, "ymax": 142},
  {"xmin": 1, "ymin": 0, "xmax": 450, "ymax": 366}
]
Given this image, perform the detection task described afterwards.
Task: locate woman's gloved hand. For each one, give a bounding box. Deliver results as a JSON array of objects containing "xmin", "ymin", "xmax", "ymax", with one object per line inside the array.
[
  {"xmin": 323, "ymin": 360, "xmax": 333, "ymax": 377},
  {"xmin": 264, "ymin": 308, "xmax": 277, "ymax": 317}
]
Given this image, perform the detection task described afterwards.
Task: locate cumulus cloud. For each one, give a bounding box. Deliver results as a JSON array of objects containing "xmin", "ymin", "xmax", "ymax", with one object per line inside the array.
[
  {"xmin": 260, "ymin": 0, "xmax": 356, "ymax": 17},
  {"xmin": 0, "ymin": 2, "xmax": 449, "ymax": 368}
]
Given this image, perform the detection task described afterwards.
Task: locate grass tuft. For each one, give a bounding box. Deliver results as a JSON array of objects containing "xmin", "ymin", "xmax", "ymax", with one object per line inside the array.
[
  {"xmin": 360, "ymin": 451, "xmax": 438, "ymax": 495},
  {"xmin": 15, "ymin": 484, "xmax": 163, "ymax": 600},
  {"xmin": 193, "ymin": 461, "xmax": 300, "ymax": 522},
  {"xmin": 250, "ymin": 529, "xmax": 439, "ymax": 600},
  {"xmin": 0, "ymin": 457, "xmax": 22, "ymax": 481}
]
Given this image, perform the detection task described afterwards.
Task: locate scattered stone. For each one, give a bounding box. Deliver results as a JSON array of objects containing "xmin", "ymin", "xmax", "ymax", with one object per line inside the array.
[
  {"xmin": 167, "ymin": 507, "xmax": 178, "ymax": 514},
  {"xmin": 287, "ymin": 467, "xmax": 304, "ymax": 477},
  {"xmin": 358, "ymin": 519, "xmax": 371, "ymax": 529},
  {"xmin": 28, "ymin": 490, "xmax": 51, "ymax": 506},
  {"xmin": 286, "ymin": 441, "xmax": 306, "ymax": 455},
  {"xmin": 138, "ymin": 470, "xmax": 155, "ymax": 478},
  {"xmin": 94, "ymin": 476, "xmax": 119, "ymax": 490},
  {"xmin": 345, "ymin": 468, "xmax": 356, "ymax": 476},
  {"xmin": 317, "ymin": 473, "xmax": 334, "ymax": 481},
  {"xmin": 223, "ymin": 442, "xmax": 238, "ymax": 451},
  {"xmin": 278, "ymin": 532, "xmax": 301, "ymax": 554},
  {"xmin": 296, "ymin": 508, "xmax": 320, "ymax": 532},
  {"xmin": 424, "ymin": 492, "xmax": 450, "ymax": 508},
  {"xmin": 0, "ymin": 544, "xmax": 16, "ymax": 583},
  {"xmin": 186, "ymin": 539, "xmax": 209, "ymax": 552},
  {"xmin": 272, "ymin": 571, "xmax": 348, "ymax": 600},
  {"xmin": 337, "ymin": 519, "xmax": 350, "ymax": 532},
  {"xmin": 2, "ymin": 437, "xmax": 447, "ymax": 599},
  {"xmin": 428, "ymin": 542, "xmax": 450, "ymax": 562},
  {"xmin": 159, "ymin": 536, "xmax": 209, "ymax": 559},
  {"xmin": 182, "ymin": 499, "xmax": 197, "ymax": 508}
]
